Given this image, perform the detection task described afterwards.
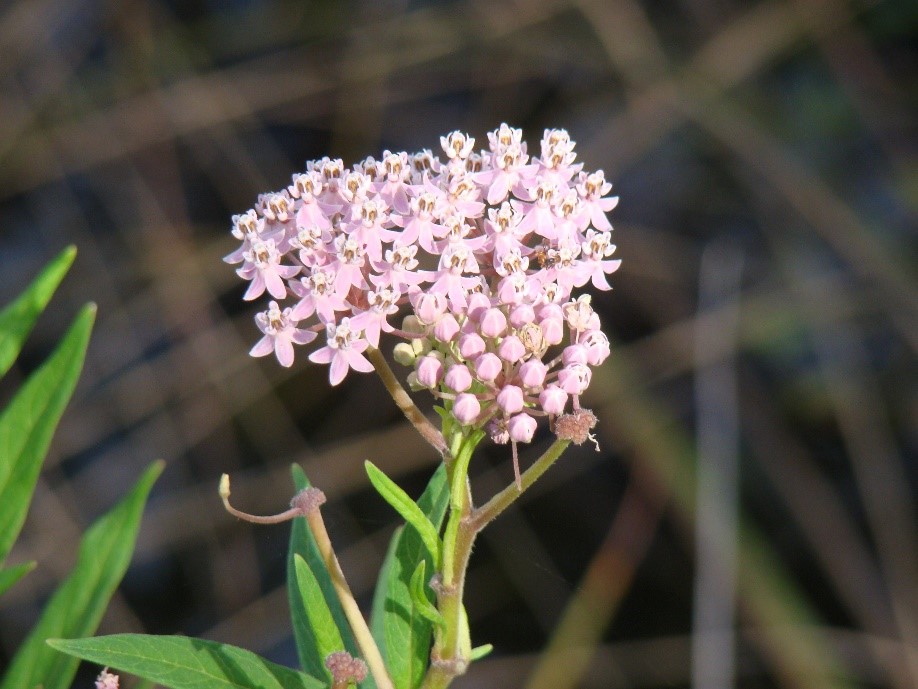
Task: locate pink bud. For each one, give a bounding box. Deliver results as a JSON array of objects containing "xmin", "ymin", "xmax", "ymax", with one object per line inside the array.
[
  {"xmin": 509, "ymin": 413, "xmax": 537, "ymax": 443},
  {"xmin": 496, "ymin": 385, "xmax": 524, "ymax": 414},
  {"xmin": 540, "ymin": 317, "xmax": 564, "ymax": 345},
  {"xmin": 474, "ymin": 352, "xmax": 502, "ymax": 381},
  {"xmin": 518, "ymin": 359, "xmax": 547, "ymax": 388},
  {"xmin": 459, "ymin": 333, "xmax": 486, "ymax": 360},
  {"xmin": 539, "ymin": 385, "xmax": 568, "ymax": 414},
  {"xmin": 433, "ymin": 314, "xmax": 460, "ymax": 342},
  {"xmin": 479, "ymin": 308, "xmax": 507, "ymax": 338},
  {"xmin": 416, "ymin": 355, "xmax": 444, "ymax": 388},
  {"xmin": 498, "ymin": 335, "xmax": 525, "ymax": 362},
  {"xmin": 582, "ymin": 330, "xmax": 610, "ymax": 365},
  {"xmin": 558, "ymin": 364, "xmax": 591, "ymax": 394},
  {"xmin": 539, "ymin": 303, "xmax": 563, "ymax": 321},
  {"xmin": 466, "ymin": 292, "xmax": 492, "ymax": 322},
  {"xmin": 562, "ymin": 344, "xmax": 588, "ymax": 366},
  {"xmin": 414, "ymin": 293, "xmax": 447, "ymax": 325},
  {"xmin": 509, "ymin": 304, "xmax": 535, "ymax": 328},
  {"xmin": 453, "ymin": 393, "xmax": 481, "ymax": 425},
  {"xmin": 445, "ymin": 364, "xmax": 472, "ymax": 392}
]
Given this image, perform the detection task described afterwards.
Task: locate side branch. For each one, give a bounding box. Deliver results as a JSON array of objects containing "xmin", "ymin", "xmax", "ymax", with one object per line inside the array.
[
  {"xmin": 367, "ymin": 346, "xmax": 448, "ymax": 456},
  {"xmin": 471, "ymin": 438, "xmax": 571, "ymax": 530}
]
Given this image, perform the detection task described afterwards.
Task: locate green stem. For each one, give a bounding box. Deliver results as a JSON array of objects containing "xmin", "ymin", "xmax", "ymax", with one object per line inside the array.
[{"xmin": 471, "ymin": 438, "xmax": 571, "ymax": 530}]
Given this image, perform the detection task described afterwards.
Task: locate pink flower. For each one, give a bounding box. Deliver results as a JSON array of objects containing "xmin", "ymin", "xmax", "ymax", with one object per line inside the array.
[
  {"xmin": 238, "ymin": 239, "xmax": 300, "ymax": 300},
  {"xmin": 308, "ymin": 318, "xmax": 375, "ymax": 385},
  {"xmin": 250, "ymin": 302, "xmax": 317, "ymax": 367}
]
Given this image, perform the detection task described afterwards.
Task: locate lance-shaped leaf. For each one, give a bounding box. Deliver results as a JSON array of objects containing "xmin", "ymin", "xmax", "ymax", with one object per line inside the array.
[
  {"xmin": 370, "ymin": 464, "xmax": 449, "ymax": 689},
  {"xmin": 293, "ymin": 554, "xmax": 346, "ymax": 681},
  {"xmin": 2, "ymin": 461, "xmax": 163, "ymax": 689},
  {"xmin": 286, "ymin": 465, "xmax": 370, "ymax": 686},
  {"xmin": 408, "ymin": 561, "xmax": 444, "ymax": 628},
  {"xmin": 0, "ymin": 246, "xmax": 76, "ymax": 379},
  {"xmin": 47, "ymin": 635, "xmax": 326, "ymax": 689},
  {"xmin": 0, "ymin": 561, "xmax": 36, "ymax": 598},
  {"xmin": 365, "ymin": 461, "xmax": 441, "ymax": 567},
  {"xmin": 0, "ymin": 303, "xmax": 95, "ymax": 566}
]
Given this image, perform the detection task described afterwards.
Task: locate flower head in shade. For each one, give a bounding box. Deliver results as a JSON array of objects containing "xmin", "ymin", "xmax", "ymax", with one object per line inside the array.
[{"xmin": 228, "ymin": 125, "xmax": 620, "ymax": 418}]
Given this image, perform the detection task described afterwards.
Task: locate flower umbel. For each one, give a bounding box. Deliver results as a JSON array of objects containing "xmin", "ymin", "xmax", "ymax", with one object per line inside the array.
[{"xmin": 228, "ymin": 125, "xmax": 620, "ymax": 444}]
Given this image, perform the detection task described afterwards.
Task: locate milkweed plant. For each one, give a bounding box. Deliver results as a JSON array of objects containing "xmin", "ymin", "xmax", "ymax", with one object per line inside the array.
[{"xmin": 49, "ymin": 124, "xmax": 621, "ymax": 689}]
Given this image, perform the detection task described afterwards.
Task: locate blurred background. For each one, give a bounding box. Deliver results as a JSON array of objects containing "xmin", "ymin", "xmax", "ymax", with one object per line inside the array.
[{"xmin": 1, "ymin": 0, "xmax": 915, "ymax": 687}]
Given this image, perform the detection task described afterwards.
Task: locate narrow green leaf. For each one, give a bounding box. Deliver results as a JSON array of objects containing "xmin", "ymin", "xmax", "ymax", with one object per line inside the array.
[
  {"xmin": 1, "ymin": 461, "xmax": 163, "ymax": 689},
  {"xmin": 370, "ymin": 464, "xmax": 450, "ymax": 689},
  {"xmin": 408, "ymin": 561, "xmax": 444, "ymax": 628},
  {"xmin": 0, "ymin": 303, "xmax": 95, "ymax": 565},
  {"xmin": 293, "ymin": 554, "xmax": 345, "ymax": 679},
  {"xmin": 365, "ymin": 461, "xmax": 441, "ymax": 567},
  {"xmin": 47, "ymin": 634, "xmax": 325, "ymax": 689},
  {"xmin": 0, "ymin": 561, "xmax": 36, "ymax": 598},
  {"xmin": 0, "ymin": 246, "xmax": 76, "ymax": 379},
  {"xmin": 286, "ymin": 465, "xmax": 369, "ymax": 686},
  {"xmin": 469, "ymin": 644, "xmax": 493, "ymax": 661}
]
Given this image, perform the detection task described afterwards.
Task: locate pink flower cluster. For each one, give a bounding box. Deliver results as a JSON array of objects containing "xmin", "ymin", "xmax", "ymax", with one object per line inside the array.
[{"xmin": 227, "ymin": 125, "xmax": 620, "ymax": 441}]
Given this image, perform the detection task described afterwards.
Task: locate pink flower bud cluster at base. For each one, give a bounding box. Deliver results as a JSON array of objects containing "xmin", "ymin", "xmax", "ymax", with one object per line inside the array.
[{"xmin": 227, "ymin": 124, "xmax": 621, "ymax": 442}]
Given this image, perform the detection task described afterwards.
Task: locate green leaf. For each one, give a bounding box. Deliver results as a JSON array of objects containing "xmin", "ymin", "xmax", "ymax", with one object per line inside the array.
[
  {"xmin": 0, "ymin": 246, "xmax": 76, "ymax": 379},
  {"xmin": 47, "ymin": 634, "xmax": 325, "ymax": 689},
  {"xmin": 0, "ymin": 303, "xmax": 95, "ymax": 566},
  {"xmin": 293, "ymin": 554, "xmax": 345, "ymax": 680},
  {"xmin": 365, "ymin": 461, "xmax": 441, "ymax": 568},
  {"xmin": 469, "ymin": 644, "xmax": 493, "ymax": 661},
  {"xmin": 408, "ymin": 561, "xmax": 444, "ymax": 628},
  {"xmin": 286, "ymin": 465, "xmax": 368, "ymax": 686},
  {"xmin": 370, "ymin": 464, "xmax": 450, "ymax": 689},
  {"xmin": 0, "ymin": 561, "xmax": 36, "ymax": 598},
  {"xmin": 1, "ymin": 461, "xmax": 163, "ymax": 689}
]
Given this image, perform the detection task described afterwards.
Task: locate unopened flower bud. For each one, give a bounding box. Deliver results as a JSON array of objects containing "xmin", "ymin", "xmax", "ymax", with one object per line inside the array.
[
  {"xmin": 518, "ymin": 359, "xmax": 547, "ymax": 388},
  {"xmin": 393, "ymin": 342, "xmax": 416, "ymax": 366},
  {"xmin": 539, "ymin": 303, "xmax": 563, "ymax": 321},
  {"xmin": 459, "ymin": 333, "xmax": 486, "ymax": 360},
  {"xmin": 475, "ymin": 353, "xmax": 502, "ymax": 381},
  {"xmin": 453, "ymin": 393, "xmax": 481, "ymax": 425},
  {"xmin": 402, "ymin": 315, "xmax": 424, "ymax": 335},
  {"xmin": 466, "ymin": 292, "xmax": 491, "ymax": 321},
  {"xmin": 414, "ymin": 293, "xmax": 447, "ymax": 325},
  {"xmin": 406, "ymin": 371, "xmax": 424, "ymax": 391},
  {"xmin": 509, "ymin": 304, "xmax": 535, "ymax": 328},
  {"xmin": 479, "ymin": 308, "xmax": 508, "ymax": 338},
  {"xmin": 497, "ymin": 384, "xmax": 524, "ymax": 414},
  {"xmin": 434, "ymin": 313, "xmax": 460, "ymax": 342},
  {"xmin": 445, "ymin": 364, "xmax": 473, "ymax": 392},
  {"xmin": 498, "ymin": 335, "xmax": 525, "ymax": 362},
  {"xmin": 509, "ymin": 413, "xmax": 538, "ymax": 443},
  {"xmin": 540, "ymin": 316, "xmax": 564, "ymax": 345},
  {"xmin": 539, "ymin": 385, "xmax": 568, "ymax": 414},
  {"xmin": 562, "ymin": 344, "xmax": 588, "ymax": 366},
  {"xmin": 416, "ymin": 355, "xmax": 444, "ymax": 388}
]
